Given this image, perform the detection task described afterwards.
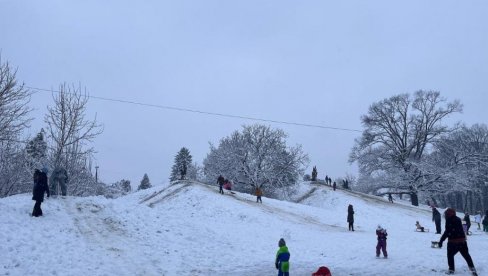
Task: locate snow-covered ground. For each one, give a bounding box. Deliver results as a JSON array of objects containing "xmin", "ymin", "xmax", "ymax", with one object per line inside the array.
[{"xmin": 1, "ymin": 181, "xmax": 486, "ymax": 276}]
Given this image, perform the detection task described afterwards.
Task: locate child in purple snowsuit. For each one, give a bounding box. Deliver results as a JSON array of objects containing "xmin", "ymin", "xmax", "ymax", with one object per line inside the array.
[{"xmin": 376, "ymin": 225, "xmax": 388, "ymax": 258}]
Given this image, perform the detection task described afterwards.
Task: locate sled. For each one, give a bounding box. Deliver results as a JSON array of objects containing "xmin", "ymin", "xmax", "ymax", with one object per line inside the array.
[
  {"xmin": 431, "ymin": 241, "xmax": 441, "ymax": 248},
  {"xmin": 415, "ymin": 228, "xmax": 430, "ymax": 232}
]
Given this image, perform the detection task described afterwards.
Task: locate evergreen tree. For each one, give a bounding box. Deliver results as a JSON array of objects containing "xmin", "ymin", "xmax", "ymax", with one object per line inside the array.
[
  {"xmin": 311, "ymin": 166, "xmax": 318, "ymax": 181},
  {"xmin": 170, "ymin": 147, "xmax": 192, "ymax": 181},
  {"xmin": 25, "ymin": 129, "xmax": 48, "ymax": 169},
  {"xmin": 138, "ymin": 173, "xmax": 151, "ymax": 190}
]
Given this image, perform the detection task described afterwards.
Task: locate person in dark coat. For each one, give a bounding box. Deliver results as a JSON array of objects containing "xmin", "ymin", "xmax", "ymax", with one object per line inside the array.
[
  {"xmin": 375, "ymin": 225, "xmax": 388, "ymax": 258},
  {"xmin": 432, "ymin": 207, "xmax": 442, "ymax": 234},
  {"xmin": 332, "ymin": 182, "xmax": 336, "ymax": 191},
  {"xmin": 32, "ymin": 169, "xmax": 50, "ymax": 217},
  {"xmin": 438, "ymin": 208, "xmax": 477, "ymax": 275},
  {"xmin": 347, "ymin": 204, "xmax": 355, "ymax": 231},
  {"xmin": 463, "ymin": 212, "xmax": 471, "ymax": 233},
  {"xmin": 217, "ymin": 175, "xmax": 225, "ymax": 194}
]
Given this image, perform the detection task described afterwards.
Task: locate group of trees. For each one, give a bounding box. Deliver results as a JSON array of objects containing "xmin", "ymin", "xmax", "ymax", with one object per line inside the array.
[
  {"xmin": 202, "ymin": 124, "xmax": 309, "ymax": 198},
  {"xmin": 0, "ymin": 56, "xmax": 104, "ymax": 197},
  {"xmin": 350, "ymin": 91, "xmax": 488, "ymax": 212}
]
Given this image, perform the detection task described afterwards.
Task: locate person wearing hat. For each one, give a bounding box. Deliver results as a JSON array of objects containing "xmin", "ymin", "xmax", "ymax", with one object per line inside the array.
[
  {"xmin": 375, "ymin": 225, "xmax": 388, "ymax": 258},
  {"xmin": 275, "ymin": 238, "xmax": 290, "ymax": 276},
  {"xmin": 438, "ymin": 208, "xmax": 477, "ymax": 275}
]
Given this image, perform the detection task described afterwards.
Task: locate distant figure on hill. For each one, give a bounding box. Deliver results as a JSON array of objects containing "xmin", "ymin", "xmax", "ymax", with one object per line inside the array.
[
  {"xmin": 375, "ymin": 225, "xmax": 388, "ymax": 258},
  {"xmin": 275, "ymin": 238, "xmax": 290, "ymax": 276},
  {"xmin": 388, "ymin": 193, "xmax": 393, "ymax": 203},
  {"xmin": 438, "ymin": 208, "xmax": 477, "ymax": 275},
  {"xmin": 217, "ymin": 175, "xmax": 224, "ymax": 194},
  {"xmin": 432, "ymin": 207, "xmax": 442, "ymax": 234},
  {"xmin": 347, "ymin": 204, "xmax": 355, "ymax": 231},
  {"xmin": 332, "ymin": 182, "xmax": 336, "ymax": 191},
  {"xmin": 32, "ymin": 169, "xmax": 50, "ymax": 217},
  {"xmin": 255, "ymin": 186, "xmax": 263, "ymax": 203},
  {"xmin": 223, "ymin": 179, "xmax": 234, "ymax": 194}
]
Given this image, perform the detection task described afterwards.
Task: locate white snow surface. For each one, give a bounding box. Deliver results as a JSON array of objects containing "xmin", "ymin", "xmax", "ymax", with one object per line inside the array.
[{"xmin": 1, "ymin": 181, "xmax": 486, "ymax": 276}]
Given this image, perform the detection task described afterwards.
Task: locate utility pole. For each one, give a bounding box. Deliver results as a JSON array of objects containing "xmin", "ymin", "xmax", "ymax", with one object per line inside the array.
[{"xmin": 95, "ymin": 166, "xmax": 99, "ymax": 183}]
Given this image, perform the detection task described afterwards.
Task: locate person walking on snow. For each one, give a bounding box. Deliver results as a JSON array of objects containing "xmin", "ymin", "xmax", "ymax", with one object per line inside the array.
[
  {"xmin": 433, "ymin": 207, "xmax": 442, "ymax": 234},
  {"xmin": 463, "ymin": 212, "xmax": 471, "ymax": 234},
  {"xmin": 483, "ymin": 210, "xmax": 488, "ymax": 232},
  {"xmin": 32, "ymin": 168, "xmax": 50, "ymax": 217},
  {"xmin": 255, "ymin": 186, "xmax": 263, "ymax": 203},
  {"xmin": 473, "ymin": 211, "xmax": 482, "ymax": 230},
  {"xmin": 275, "ymin": 238, "xmax": 290, "ymax": 276},
  {"xmin": 376, "ymin": 225, "xmax": 388, "ymax": 258},
  {"xmin": 332, "ymin": 181, "xmax": 336, "ymax": 191},
  {"xmin": 347, "ymin": 204, "xmax": 355, "ymax": 231},
  {"xmin": 438, "ymin": 208, "xmax": 477, "ymax": 275},
  {"xmin": 217, "ymin": 175, "xmax": 224, "ymax": 194}
]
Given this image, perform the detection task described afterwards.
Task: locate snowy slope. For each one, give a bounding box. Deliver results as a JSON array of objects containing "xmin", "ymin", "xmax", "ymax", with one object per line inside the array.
[{"xmin": 1, "ymin": 181, "xmax": 486, "ymax": 276}]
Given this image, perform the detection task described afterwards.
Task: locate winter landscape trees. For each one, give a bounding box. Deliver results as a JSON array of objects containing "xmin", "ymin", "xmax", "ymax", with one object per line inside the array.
[
  {"xmin": 350, "ymin": 91, "xmax": 488, "ymax": 211},
  {"xmin": 0, "ymin": 56, "xmax": 33, "ymax": 196},
  {"xmin": 170, "ymin": 147, "xmax": 193, "ymax": 181},
  {"xmin": 203, "ymin": 124, "xmax": 309, "ymax": 197}
]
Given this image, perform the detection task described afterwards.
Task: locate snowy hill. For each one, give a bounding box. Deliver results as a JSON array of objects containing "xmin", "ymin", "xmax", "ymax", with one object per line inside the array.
[{"xmin": 1, "ymin": 181, "xmax": 486, "ymax": 276}]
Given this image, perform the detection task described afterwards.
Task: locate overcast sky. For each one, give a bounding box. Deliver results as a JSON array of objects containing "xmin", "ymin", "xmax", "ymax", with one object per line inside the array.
[{"xmin": 1, "ymin": 1, "xmax": 487, "ymax": 186}]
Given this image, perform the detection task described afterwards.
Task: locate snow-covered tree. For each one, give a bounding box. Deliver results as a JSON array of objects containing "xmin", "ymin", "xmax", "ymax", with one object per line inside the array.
[
  {"xmin": 0, "ymin": 56, "xmax": 33, "ymax": 197},
  {"xmin": 350, "ymin": 91, "xmax": 462, "ymax": 205},
  {"xmin": 170, "ymin": 147, "xmax": 192, "ymax": 181},
  {"xmin": 0, "ymin": 55, "xmax": 33, "ymax": 142},
  {"xmin": 311, "ymin": 166, "xmax": 318, "ymax": 181},
  {"xmin": 26, "ymin": 130, "xmax": 48, "ymax": 167},
  {"xmin": 138, "ymin": 173, "xmax": 151, "ymax": 190},
  {"xmin": 203, "ymin": 124, "xmax": 309, "ymax": 198},
  {"xmin": 44, "ymin": 83, "xmax": 103, "ymax": 195},
  {"xmin": 424, "ymin": 124, "xmax": 488, "ymax": 211}
]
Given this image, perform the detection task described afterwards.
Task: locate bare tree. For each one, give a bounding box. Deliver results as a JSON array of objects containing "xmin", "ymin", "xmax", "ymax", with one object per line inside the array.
[
  {"xmin": 44, "ymin": 83, "xmax": 103, "ymax": 195},
  {"xmin": 0, "ymin": 55, "xmax": 32, "ymax": 142},
  {"xmin": 0, "ymin": 55, "xmax": 33, "ymax": 197},
  {"xmin": 350, "ymin": 91, "xmax": 462, "ymax": 205}
]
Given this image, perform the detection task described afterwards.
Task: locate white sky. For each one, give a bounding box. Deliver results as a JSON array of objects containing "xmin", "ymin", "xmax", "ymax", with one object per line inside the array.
[
  {"xmin": 1, "ymin": 181, "xmax": 486, "ymax": 275},
  {"xmin": 1, "ymin": 1, "xmax": 487, "ymax": 184}
]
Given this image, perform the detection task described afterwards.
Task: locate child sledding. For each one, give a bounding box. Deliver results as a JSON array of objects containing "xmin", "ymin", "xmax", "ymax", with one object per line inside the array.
[{"xmin": 415, "ymin": 221, "xmax": 429, "ymax": 232}]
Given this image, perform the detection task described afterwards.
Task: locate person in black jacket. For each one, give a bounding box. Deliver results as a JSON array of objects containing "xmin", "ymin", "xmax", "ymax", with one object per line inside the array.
[
  {"xmin": 32, "ymin": 169, "xmax": 50, "ymax": 217},
  {"xmin": 463, "ymin": 212, "xmax": 471, "ymax": 234},
  {"xmin": 217, "ymin": 175, "xmax": 225, "ymax": 194},
  {"xmin": 432, "ymin": 207, "xmax": 442, "ymax": 234},
  {"xmin": 347, "ymin": 204, "xmax": 355, "ymax": 231},
  {"xmin": 438, "ymin": 208, "xmax": 477, "ymax": 275}
]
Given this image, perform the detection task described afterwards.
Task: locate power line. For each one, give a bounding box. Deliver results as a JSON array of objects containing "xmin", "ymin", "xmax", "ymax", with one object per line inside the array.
[{"xmin": 26, "ymin": 85, "xmax": 362, "ymax": 133}]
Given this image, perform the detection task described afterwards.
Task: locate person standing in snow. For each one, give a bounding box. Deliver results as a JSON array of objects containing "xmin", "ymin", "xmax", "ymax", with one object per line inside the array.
[
  {"xmin": 463, "ymin": 212, "xmax": 471, "ymax": 234},
  {"xmin": 473, "ymin": 211, "xmax": 482, "ymax": 230},
  {"xmin": 255, "ymin": 186, "xmax": 263, "ymax": 203},
  {"xmin": 375, "ymin": 225, "xmax": 388, "ymax": 258},
  {"xmin": 438, "ymin": 208, "xmax": 477, "ymax": 275},
  {"xmin": 32, "ymin": 168, "xmax": 50, "ymax": 217},
  {"xmin": 388, "ymin": 193, "xmax": 393, "ymax": 203},
  {"xmin": 217, "ymin": 175, "xmax": 225, "ymax": 194},
  {"xmin": 432, "ymin": 207, "xmax": 442, "ymax": 234},
  {"xmin": 275, "ymin": 238, "xmax": 290, "ymax": 276},
  {"xmin": 332, "ymin": 181, "xmax": 336, "ymax": 191},
  {"xmin": 483, "ymin": 210, "xmax": 488, "ymax": 232},
  {"xmin": 347, "ymin": 204, "xmax": 355, "ymax": 231}
]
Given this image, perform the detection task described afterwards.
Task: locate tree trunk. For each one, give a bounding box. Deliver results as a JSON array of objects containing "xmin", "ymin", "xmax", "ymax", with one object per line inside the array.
[{"xmin": 411, "ymin": 192, "xmax": 419, "ymax": 206}]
